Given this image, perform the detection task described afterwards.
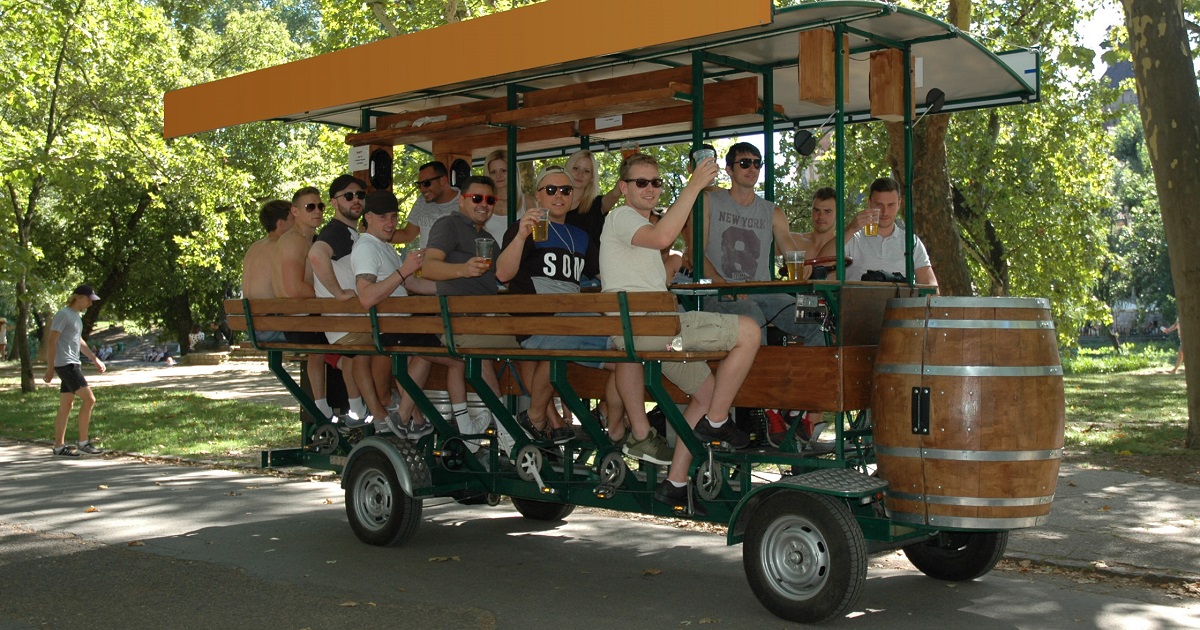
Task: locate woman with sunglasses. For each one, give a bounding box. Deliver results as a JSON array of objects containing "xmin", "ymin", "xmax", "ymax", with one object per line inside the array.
[
  {"xmin": 562, "ymin": 149, "xmax": 622, "ymax": 253},
  {"xmin": 495, "ymin": 167, "xmax": 623, "ymax": 445},
  {"xmin": 482, "ymin": 149, "xmax": 536, "ymax": 245}
]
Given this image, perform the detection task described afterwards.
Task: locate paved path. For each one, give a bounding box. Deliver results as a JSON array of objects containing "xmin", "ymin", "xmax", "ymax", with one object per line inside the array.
[{"xmin": 1, "ymin": 440, "xmax": 1197, "ymax": 630}]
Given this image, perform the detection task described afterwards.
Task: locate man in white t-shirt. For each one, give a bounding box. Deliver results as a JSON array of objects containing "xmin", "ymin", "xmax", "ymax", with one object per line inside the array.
[
  {"xmin": 390, "ymin": 161, "xmax": 460, "ymax": 246},
  {"xmin": 844, "ymin": 177, "xmax": 938, "ymax": 288},
  {"xmin": 600, "ymin": 154, "xmax": 760, "ymax": 516}
]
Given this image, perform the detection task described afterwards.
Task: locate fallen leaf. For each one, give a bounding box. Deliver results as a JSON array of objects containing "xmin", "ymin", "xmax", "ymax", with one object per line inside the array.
[
  {"xmin": 643, "ymin": 568, "xmax": 662, "ymax": 576},
  {"xmin": 1092, "ymin": 561, "xmax": 1109, "ymax": 569},
  {"xmin": 323, "ymin": 498, "xmax": 334, "ymax": 505},
  {"xmin": 699, "ymin": 618, "xmax": 720, "ymax": 624},
  {"xmin": 326, "ymin": 560, "xmax": 337, "ymax": 564},
  {"xmin": 1067, "ymin": 481, "xmax": 1078, "ymax": 487},
  {"xmin": 127, "ymin": 541, "xmax": 145, "ymax": 547},
  {"xmin": 339, "ymin": 601, "xmax": 359, "ymax": 607},
  {"xmin": 428, "ymin": 556, "xmax": 460, "ymax": 562},
  {"xmin": 226, "ymin": 492, "xmax": 242, "ymax": 496},
  {"xmin": 1101, "ymin": 505, "xmax": 1111, "ymax": 511},
  {"xmin": 84, "ymin": 506, "xmax": 99, "ymax": 513},
  {"xmin": 97, "ymin": 484, "xmax": 109, "ymax": 490},
  {"xmin": 1117, "ymin": 450, "xmax": 1133, "ymax": 456}
]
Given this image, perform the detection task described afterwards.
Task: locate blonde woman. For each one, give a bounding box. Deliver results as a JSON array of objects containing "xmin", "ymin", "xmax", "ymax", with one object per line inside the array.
[
  {"xmin": 562, "ymin": 149, "xmax": 622, "ymax": 251},
  {"xmin": 482, "ymin": 149, "xmax": 535, "ymax": 244}
]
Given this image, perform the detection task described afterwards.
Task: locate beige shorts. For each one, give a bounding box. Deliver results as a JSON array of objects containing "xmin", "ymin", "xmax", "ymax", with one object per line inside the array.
[
  {"xmin": 438, "ymin": 333, "xmax": 521, "ymax": 349},
  {"xmin": 612, "ymin": 310, "xmax": 740, "ymax": 395}
]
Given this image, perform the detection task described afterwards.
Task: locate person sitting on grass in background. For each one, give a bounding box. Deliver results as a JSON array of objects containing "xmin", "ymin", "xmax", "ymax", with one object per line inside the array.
[
  {"xmin": 43, "ymin": 285, "xmax": 107, "ymax": 457},
  {"xmin": 600, "ymin": 153, "xmax": 761, "ymax": 515}
]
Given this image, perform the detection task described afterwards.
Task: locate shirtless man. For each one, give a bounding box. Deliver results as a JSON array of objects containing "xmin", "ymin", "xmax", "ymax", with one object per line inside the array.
[
  {"xmin": 272, "ymin": 186, "xmax": 335, "ymax": 420},
  {"xmin": 242, "ymin": 200, "xmax": 293, "ymax": 301},
  {"xmin": 791, "ymin": 187, "xmax": 838, "ymax": 263}
]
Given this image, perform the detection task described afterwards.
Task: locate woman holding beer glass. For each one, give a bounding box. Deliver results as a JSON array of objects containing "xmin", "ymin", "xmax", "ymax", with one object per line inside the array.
[{"xmin": 496, "ymin": 166, "xmax": 610, "ymax": 444}]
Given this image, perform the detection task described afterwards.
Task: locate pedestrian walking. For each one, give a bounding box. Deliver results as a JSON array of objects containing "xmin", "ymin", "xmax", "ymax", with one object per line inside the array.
[{"xmin": 43, "ymin": 285, "xmax": 106, "ymax": 457}]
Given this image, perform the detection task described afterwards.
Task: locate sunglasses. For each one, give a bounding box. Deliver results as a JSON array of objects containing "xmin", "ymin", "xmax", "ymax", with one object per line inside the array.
[
  {"xmin": 303, "ymin": 202, "xmax": 326, "ymax": 212},
  {"xmin": 416, "ymin": 175, "xmax": 445, "ymax": 188},
  {"xmin": 335, "ymin": 190, "xmax": 367, "ymax": 201},
  {"xmin": 462, "ymin": 193, "xmax": 497, "ymax": 205},
  {"xmin": 733, "ymin": 158, "xmax": 764, "ymax": 169},
  {"xmin": 537, "ymin": 184, "xmax": 574, "ymax": 196},
  {"xmin": 622, "ymin": 178, "xmax": 664, "ymax": 189}
]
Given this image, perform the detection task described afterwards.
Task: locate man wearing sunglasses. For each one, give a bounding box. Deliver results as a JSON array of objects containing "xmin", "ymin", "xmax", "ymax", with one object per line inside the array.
[
  {"xmin": 600, "ymin": 154, "xmax": 761, "ymax": 515},
  {"xmin": 699, "ymin": 142, "xmax": 814, "ymax": 346},
  {"xmin": 420, "ymin": 175, "xmax": 512, "ymax": 445},
  {"xmin": 391, "ymin": 161, "xmax": 460, "ymax": 246}
]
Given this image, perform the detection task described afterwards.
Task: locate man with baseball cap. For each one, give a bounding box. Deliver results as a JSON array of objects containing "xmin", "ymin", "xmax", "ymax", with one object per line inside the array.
[{"xmin": 43, "ymin": 284, "xmax": 106, "ymax": 457}]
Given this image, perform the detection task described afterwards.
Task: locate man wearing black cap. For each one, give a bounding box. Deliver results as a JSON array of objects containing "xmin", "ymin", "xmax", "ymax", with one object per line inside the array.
[{"xmin": 43, "ymin": 285, "xmax": 106, "ymax": 457}]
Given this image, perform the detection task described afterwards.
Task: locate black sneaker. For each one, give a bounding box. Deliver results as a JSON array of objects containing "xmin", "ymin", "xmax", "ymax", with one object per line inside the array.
[
  {"xmin": 693, "ymin": 415, "xmax": 750, "ymax": 449},
  {"xmin": 653, "ymin": 480, "xmax": 708, "ymax": 517},
  {"xmin": 53, "ymin": 445, "xmax": 80, "ymax": 458},
  {"xmin": 548, "ymin": 426, "xmax": 574, "ymax": 445},
  {"xmin": 77, "ymin": 442, "xmax": 104, "ymax": 455}
]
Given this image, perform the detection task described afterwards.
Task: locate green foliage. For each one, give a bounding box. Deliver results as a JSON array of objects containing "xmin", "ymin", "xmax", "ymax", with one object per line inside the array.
[{"xmin": 1063, "ymin": 342, "xmax": 1177, "ymax": 374}]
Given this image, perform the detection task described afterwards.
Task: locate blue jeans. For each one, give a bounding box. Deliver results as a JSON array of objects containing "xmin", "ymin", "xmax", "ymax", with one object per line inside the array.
[
  {"xmin": 520, "ymin": 333, "xmax": 610, "ymax": 369},
  {"xmin": 705, "ymin": 293, "xmax": 825, "ymax": 346}
]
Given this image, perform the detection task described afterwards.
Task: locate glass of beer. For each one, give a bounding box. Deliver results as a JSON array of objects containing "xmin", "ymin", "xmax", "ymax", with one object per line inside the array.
[
  {"xmin": 531, "ymin": 208, "xmax": 549, "ymax": 242},
  {"xmin": 621, "ymin": 141, "xmax": 639, "ymax": 159},
  {"xmin": 784, "ymin": 250, "xmax": 807, "ymax": 282},
  {"xmin": 412, "ymin": 234, "xmax": 423, "ymax": 277},
  {"xmin": 865, "ymin": 207, "xmax": 880, "ymax": 237},
  {"xmin": 475, "ymin": 238, "xmax": 495, "ymax": 270}
]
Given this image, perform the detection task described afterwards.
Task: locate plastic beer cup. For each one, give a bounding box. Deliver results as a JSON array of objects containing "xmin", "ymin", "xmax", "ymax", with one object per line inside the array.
[
  {"xmin": 865, "ymin": 208, "xmax": 880, "ymax": 237},
  {"xmin": 475, "ymin": 238, "xmax": 495, "ymax": 270},
  {"xmin": 531, "ymin": 208, "xmax": 549, "ymax": 242},
  {"xmin": 785, "ymin": 250, "xmax": 807, "ymax": 282}
]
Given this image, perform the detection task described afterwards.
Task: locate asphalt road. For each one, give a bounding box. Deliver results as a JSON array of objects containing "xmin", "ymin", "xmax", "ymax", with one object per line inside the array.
[{"xmin": 1, "ymin": 441, "xmax": 1197, "ymax": 629}]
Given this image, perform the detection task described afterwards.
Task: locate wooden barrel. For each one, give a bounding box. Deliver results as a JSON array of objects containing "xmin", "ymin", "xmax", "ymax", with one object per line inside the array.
[{"xmin": 872, "ymin": 296, "xmax": 1065, "ymax": 529}]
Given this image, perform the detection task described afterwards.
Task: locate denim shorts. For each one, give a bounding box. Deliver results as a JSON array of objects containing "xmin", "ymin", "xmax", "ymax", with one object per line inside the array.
[{"xmin": 520, "ymin": 333, "xmax": 611, "ymax": 369}]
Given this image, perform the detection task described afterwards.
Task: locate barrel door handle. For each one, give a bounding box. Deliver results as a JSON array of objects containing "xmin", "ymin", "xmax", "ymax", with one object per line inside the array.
[{"xmin": 911, "ymin": 387, "xmax": 930, "ymax": 434}]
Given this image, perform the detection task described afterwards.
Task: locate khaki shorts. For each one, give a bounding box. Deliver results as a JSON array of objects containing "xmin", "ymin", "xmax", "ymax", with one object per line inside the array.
[
  {"xmin": 612, "ymin": 310, "xmax": 739, "ymax": 395},
  {"xmin": 438, "ymin": 333, "xmax": 521, "ymax": 349}
]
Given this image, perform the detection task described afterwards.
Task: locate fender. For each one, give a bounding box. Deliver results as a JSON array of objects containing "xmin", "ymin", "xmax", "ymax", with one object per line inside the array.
[{"xmin": 341, "ymin": 436, "xmax": 431, "ymax": 496}]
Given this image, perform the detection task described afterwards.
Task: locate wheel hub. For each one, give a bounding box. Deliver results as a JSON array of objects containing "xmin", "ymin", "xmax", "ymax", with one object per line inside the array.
[{"xmin": 760, "ymin": 516, "xmax": 829, "ymax": 600}]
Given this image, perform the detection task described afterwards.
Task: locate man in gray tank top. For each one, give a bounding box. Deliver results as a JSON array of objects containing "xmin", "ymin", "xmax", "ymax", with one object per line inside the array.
[{"xmin": 700, "ymin": 143, "xmax": 823, "ymax": 346}]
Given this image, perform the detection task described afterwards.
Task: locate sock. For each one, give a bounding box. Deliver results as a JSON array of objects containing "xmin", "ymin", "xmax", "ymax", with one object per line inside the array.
[
  {"xmin": 77, "ymin": 440, "xmax": 89, "ymax": 447},
  {"xmin": 348, "ymin": 397, "xmax": 367, "ymax": 419},
  {"xmin": 706, "ymin": 415, "xmax": 728, "ymax": 428},
  {"xmin": 451, "ymin": 402, "xmax": 468, "ymax": 415},
  {"xmin": 314, "ymin": 398, "xmax": 333, "ymax": 418},
  {"xmin": 669, "ymin": 480, "xmax": 687, "ymax": 489}
]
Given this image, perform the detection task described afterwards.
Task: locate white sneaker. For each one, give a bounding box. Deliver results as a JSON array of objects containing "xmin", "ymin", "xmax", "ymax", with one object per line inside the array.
[
  {"xmin": 495, "ymin": 420, "xmax": 517, "ymax": 456},
  {"xmin": 455, "ymin": 411, "xmax": 491, "ymax": 453}
]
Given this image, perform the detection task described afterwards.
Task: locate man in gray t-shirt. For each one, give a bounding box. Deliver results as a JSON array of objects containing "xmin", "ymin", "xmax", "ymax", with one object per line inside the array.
[
  {"xmin": 700, "ymin": 142, "xmax": 821, "ymax": 346},
  {"xmin": 43, "ymin": 284, "xmax": 106, "ymax": 457},
  {"xmin": 390, "ymin": 160, "xmax": 460, "ymax": 247}
]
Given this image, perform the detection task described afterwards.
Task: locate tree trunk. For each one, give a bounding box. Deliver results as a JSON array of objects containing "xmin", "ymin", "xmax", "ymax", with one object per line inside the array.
[
  {"xmin": 885, "ymin": 116, "xmax": 974, "ymax": 295},
  {"xmin": 1124, "ymin": 0, "xmax": 1200, "ymax": 448}
]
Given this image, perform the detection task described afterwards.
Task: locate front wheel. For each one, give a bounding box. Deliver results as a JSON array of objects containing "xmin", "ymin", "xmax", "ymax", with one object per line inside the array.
[
  {"xmin": 743, "ymin": 491, "xmax": 866, "ymax": 624},
  {"xmin": 903, "ymin": 531, "xmax": 1008, "ymax": 581},
  {"xmin": 511, "ymin": 496, "xmax": 575, "ymax": 521},
  {"xmin": 345, "ymin": 450, "xmax": 422, "ymax": 546}
]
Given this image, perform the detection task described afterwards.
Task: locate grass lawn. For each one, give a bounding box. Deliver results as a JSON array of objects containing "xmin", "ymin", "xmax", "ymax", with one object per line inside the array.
[{"xmin": 0, "ymin": 384, "xmax": 297, "ymax": 464}]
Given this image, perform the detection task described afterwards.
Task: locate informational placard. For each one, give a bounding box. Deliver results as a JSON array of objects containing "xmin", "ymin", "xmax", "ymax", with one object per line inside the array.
[
  {"xmin": 348, "ymin": 145, "xmax": 370, "ymax": 172},
  {"xmin": 595, "ymin": 114, "xmax": 623, "ymax": 131}
]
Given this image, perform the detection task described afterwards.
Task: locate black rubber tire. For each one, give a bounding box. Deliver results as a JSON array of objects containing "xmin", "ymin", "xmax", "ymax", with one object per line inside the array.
[
  {"xmin": 344, "ymin": 450, "xmax": 422, "ymax": 546},
  {"xmin": 903, "ymin": 530, "xmax": 1009, "ymax": 581},
  {"xmin": 743, "ymin": 491, "xmax": 867, "ymax": 624},
  {"xmin": 510, "ymin": 496, "xmax": 575, "ymax": 521}
]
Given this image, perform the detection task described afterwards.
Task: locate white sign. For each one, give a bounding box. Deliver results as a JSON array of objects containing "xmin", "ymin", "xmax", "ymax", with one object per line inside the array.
[
  {"xmin": 348, "ymin": 145, "xmax": 370, "ymax": 172},
  {"xmin": 595, "ymin": 114, "xmax": 624, "ymax": 130}
]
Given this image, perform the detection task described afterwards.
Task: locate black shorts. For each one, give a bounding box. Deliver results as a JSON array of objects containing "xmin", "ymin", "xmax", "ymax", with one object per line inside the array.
[
  {"xmin": 380, "ymin": 333, "xmax": 440, "ymax": 347},
  {"xmin": 283, "ymin": 330, "xmax": 329, "ymax": 345},
  {"xmin": 55, "ymin": 364, "xmax": 88, "ymax": 394}
]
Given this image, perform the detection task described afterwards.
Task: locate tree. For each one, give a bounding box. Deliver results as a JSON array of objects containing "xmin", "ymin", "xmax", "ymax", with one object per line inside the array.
[{"xmin": 1121, "ymin": 0, "xmax": 1200, "ymax": 448}]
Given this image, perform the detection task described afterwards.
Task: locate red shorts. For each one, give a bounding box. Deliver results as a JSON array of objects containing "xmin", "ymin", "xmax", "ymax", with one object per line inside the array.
[{"xmin": 324, "ymin": 354, "xmax": 346, "ymax": 370}]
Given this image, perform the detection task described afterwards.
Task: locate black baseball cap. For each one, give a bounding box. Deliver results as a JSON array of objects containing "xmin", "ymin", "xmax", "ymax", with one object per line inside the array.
[
  {"xmin": 73, "ymin": 284, "xmax": 101, "ymax": 300},
  {"xmin": 364, "ymin": 189, "xmax": 399, "ymax": 214}
]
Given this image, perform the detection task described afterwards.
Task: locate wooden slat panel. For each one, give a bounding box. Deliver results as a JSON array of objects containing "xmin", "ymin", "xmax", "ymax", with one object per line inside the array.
[
  {"xmin": 521, "ymin": 66, "xmax": 693, "ymax": 108},
  {"xmin": 445, "ymin": 316, "xmax": 678, "ymax": 336},
  {"xmin": 346, "ymin": 114, "xmax": 493, "ymax": 146},
  {"xmin": 374, "ymin": 96, "xmax": 510, "ymax": 133},
  {"xmin": 433, "ymin": 122, "xmax": 578, "ymax": 159},
  {"xmin": 443, "ymin": 292, "xmax": 677, "ymax": 314},
  {"xmin": 577, "ymin": 76, "xmax": 762, "ymax": 137},
  {"xmin": 490, "ymin": 85, "xmax": 690, "ymax": 128}
]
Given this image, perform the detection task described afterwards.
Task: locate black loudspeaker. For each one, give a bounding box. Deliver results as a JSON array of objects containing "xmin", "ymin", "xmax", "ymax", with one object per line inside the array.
[
  {"xmin": 450, "ymin": 158, "xmax": 471, "ymax": 188},
  {"xmin": 369, "ymin": 148, "xmax": 393, "ymax": 190}
]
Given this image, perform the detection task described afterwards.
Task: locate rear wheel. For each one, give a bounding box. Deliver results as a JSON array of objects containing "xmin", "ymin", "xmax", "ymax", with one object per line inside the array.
[
  {"xmin": 511, "ymin": 496, "xmax": 575, "ymax": 521},
  {"xmin": 743, "ymin": 491, "xmax": 866, "ymax": 624},
  {"xmin": 903, "ymin": 531, "xmax": 1008, "ymax": 581},
  {"xmin": 345, "ymin": 450, "xmax": 422, "ymax": 546}
]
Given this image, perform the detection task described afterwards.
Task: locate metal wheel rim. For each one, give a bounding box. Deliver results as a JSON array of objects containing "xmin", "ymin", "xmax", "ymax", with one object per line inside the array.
[
  {"xmin": 515, "ymin": 445, "xmax": 542, "ymax": 482},
  {"xmin": 352, "ymin": 469, "xmax": 393, "ymax": 532},
  {"xmin": 598, "ymin": 452, "xmax": 627, "ymax": 486},
  {"xmin": 695, "ymin": 459, "xmax": 723, "ymax": 501},
  {"xmin": 311, "ymin": 425, "xmax": 339, "ymax": 455},
  {"xmin": 758, "ymin": 514, "xmax": 830, "ymax": 601}
]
